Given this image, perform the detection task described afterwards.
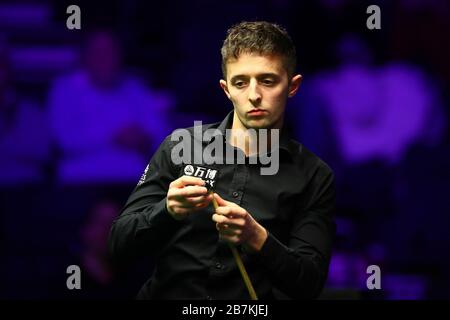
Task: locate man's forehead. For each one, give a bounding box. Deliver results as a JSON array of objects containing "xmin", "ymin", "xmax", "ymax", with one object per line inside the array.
[{"xmin": 225, "ymin": 53, "xmax": 286, "ymax": 78}]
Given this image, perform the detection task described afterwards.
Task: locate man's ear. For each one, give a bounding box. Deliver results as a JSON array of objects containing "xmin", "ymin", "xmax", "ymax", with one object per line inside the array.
[
  {"xmin": 288, "ymin": 74, "xmax": 302, "ymax": 98},
  {"xmin": 220, "ymin": 79, "xmax": 231, "ymax": 100}
]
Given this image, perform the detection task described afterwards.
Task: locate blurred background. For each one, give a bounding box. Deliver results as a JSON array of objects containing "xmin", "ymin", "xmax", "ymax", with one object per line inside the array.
[{"xmin": 0, "ymin": 0, "xmax": 449, "ymax": 299}]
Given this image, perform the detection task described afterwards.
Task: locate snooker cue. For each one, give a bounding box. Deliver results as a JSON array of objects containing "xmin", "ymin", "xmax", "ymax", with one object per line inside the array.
[{"xmin": 210, "ymin": 191, "xmax": 258, "ymax": 300}]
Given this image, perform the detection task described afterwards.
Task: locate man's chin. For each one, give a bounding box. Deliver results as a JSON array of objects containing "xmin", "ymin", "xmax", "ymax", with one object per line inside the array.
[{"xmin": 244, "ymin": 119, "xmax": 272, "ymax": 130}]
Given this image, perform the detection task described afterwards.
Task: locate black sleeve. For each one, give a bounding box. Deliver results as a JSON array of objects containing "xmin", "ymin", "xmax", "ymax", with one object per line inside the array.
[
  {"xmin": 251, "ymin": 160, "xmax": 336, "ymax": 299},
  {"xmin": 108, "ymin": 136, "xmax": 184, "ymax": 262}
]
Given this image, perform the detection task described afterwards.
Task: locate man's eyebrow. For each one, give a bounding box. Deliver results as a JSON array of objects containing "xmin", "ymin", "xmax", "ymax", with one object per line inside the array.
[
  {"xmin": 230, "ymin": 73, "xmax": 279, "ymax": 83},
  {"xmin": 256, "ymin": 73, "xmax": 279, "ymax": 79},
  {"xmin": 230, "ymin": 75, "xmax": 248, "ymax": 83}
]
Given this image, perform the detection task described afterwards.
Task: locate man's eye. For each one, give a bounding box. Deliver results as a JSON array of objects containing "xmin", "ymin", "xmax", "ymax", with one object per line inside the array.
[
  {"xmin": 234, "ymin": 81, "xmax": 247, "ymax": 88},
  {"xmin": 262, "ymin": 79, "xmax": 275, "ymax": 86}
]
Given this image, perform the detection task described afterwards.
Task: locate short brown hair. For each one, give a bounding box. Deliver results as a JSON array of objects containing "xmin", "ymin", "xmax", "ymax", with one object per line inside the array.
[{"xmin": 221, "ymin": 21, "xmax": 297, "ymax": 78}]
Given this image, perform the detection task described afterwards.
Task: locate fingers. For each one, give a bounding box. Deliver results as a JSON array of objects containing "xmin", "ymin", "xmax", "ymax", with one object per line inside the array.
[
  {"xmin": 212, "ymin": 200, "xmax": 251, "ymax": 245},
  {"xmin": 212, "ymin": 197, "xmax": 247, "ymax": 229},
  {"xmin": 214, "ymin": 206, "xmax": 246, "ymax": 218},
  {"xmin": 184, "ymin": 194, "xmax": 213, "ymax": 207},
  {"xmin": 214, "ymin": 193, "xmax": 240, "ymax": 208},
  {"xmin": 166, "ymin": 177, "xmax": 212, "ymax": 219},
  {"xmin": 216, "ymin": 221, "xmax": 241, "ymax": 243},
  {"xmin": 170, "ymin": 175, "xmax": 206, "ymax": 188},
  {"xmin": 212, "ymin": 213, "xmax": 245, "ymax": 227},
  {"xmin": 213, "ymin": 193, "xmax": 231, "ymax": 207},
  {"xmin": 169, "ymin": 185, "xmax": 209, "ymax": 199},
  {"xmin": 169, "ymin": 193, "xmax": 212, "ymax": 209},
  {"xmin": 187, "ymin": 193, "xmax": 213, "ymax": 203},
  {"xmin": 166, "ymin": 194, "xmax": 211, "ymax": 219}
]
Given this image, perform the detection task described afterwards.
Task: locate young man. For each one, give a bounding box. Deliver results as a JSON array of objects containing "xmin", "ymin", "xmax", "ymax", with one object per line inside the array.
[{"xmin": 108, "ymin": 21, "xmax": 336, "ymax": 299}]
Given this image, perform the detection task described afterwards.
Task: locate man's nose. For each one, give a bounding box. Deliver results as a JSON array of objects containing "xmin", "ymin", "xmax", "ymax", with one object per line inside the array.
[{"xmin": 248, "ymin": 80, "xmax": 262, "ymax": 105}]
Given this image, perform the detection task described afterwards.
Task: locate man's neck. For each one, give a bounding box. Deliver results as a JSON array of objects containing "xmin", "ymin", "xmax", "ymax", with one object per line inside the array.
[{"xmin": 230, "ymin": 112, "xmax": 281, "ymax": 156}]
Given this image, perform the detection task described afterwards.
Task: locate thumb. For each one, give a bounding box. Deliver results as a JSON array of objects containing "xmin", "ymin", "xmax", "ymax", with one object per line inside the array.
[{"xmin": 213, "ymin": 193, "xmax": 231, "ymax": 207}]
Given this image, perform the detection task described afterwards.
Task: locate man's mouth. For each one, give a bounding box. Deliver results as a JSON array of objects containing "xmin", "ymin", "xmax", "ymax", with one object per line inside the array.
[{"xmin": 247, "ymin": 109, "xmax": 267, "ymax": 116}]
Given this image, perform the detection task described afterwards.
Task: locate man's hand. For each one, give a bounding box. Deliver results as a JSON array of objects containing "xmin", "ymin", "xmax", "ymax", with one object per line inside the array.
[
  {"xmin": 166, "ymin": 176, "xmax": 213, "ymax": 220},
  {"xmin": 212, "ymin": 193, "xmax": 268, "ymax": 253}
]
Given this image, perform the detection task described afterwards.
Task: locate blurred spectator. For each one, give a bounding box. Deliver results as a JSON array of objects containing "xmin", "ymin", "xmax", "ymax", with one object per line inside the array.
[
  {"xmin": 71, "ymin": 199, "xmax": 120, "ymax": 298},
  {"xmin": 296, "ymin": 35, "xmax": 446, "ymax": 224},
  {"xmin": 63, "ymin": 197, "xmax": 153, "ymax": 299},
  {"xmin": 299, "ymin": 34, "xmax": 446, "ymax": 168},
  {"xmin": 48, "ymin": 29, "xmax": 174, "ymax": 185},
  {"xmin": 0, "ymin": 41, "xmax": 50, "ymax": 186},
  {"xmin": 80, "ymin": 200, "xmax": 118, "ymax": 287},
  {"xmin": 294, "ymin": 33, "xmax": 449, "ymax": 297}
]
